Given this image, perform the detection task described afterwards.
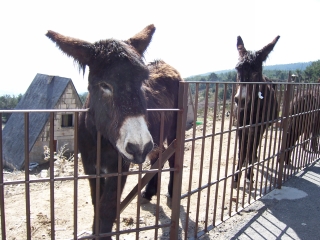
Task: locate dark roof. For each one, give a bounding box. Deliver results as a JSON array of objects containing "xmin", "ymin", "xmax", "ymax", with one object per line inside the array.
[{"xmin": 2, "ymin": 73, "xmax": 79, "ymax": 170}]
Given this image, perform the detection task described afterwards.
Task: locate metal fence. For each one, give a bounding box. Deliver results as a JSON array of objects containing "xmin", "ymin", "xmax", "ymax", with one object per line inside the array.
[{"xmin": 0, "ymin": 81, "xmax": 319, "ymax": 239}]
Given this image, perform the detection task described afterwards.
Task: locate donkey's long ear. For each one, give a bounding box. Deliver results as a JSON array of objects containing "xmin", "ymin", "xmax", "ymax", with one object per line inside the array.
[
  {"xmin": 126, "ymin": 24, "xmax": 156, "ymax": 56},
  {"xmin": 258, "ymin": 36, "xmax": 280, "ymax": 61},
  {"xmin": 46, "ymin": 30, "xmax": 94, "ymax": 73},
  {"xmin": 237, "ymin": 36, "xmax": 247, "ymax": 57}
]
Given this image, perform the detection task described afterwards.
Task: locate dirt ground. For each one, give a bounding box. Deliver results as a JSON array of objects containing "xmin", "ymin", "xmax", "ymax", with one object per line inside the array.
[{"xmin": 1, "ymin": 119, "xmax": 284, "ymax": 239}]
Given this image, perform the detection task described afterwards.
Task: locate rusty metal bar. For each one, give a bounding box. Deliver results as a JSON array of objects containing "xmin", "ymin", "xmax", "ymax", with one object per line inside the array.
[
  {"xmin": 94, "ymin": 131, "xmax": 101, "ymax": 237},
  {"xmin": 253, "ymin": 82, "xmax": 270, "ymax": 200},
  {"xmin": 205, "ymin": 82, "xmax": 217, "ymax": 229},
  {"xmin": 116, "ymin": 153, "xmax": 122, "ymax": 240},
  {"xmin": 277, "ymin": 79, "xmax": 293, "ymax": 188},
  {"xmin": 293, "ymin": 84, "xmax": 305, "ymax": 173},
  {"xmin": 194, "ymin": 83, "xmax": 209, "ymax": 234},
  {"xmin": 295, "ymin": 84, "xmax": 307, "ymax": 172},
  {"xmin": 170, "ymin": 81, "xmax": 188, "ymax": 239},
  {"xmin": 258, "ymin": 83, "xmax": 273, "ymax": 197},
  {"xmin": 235, "ymin": 83, "xmax": 247, "ymax": 211},
  {"xmin": 212, "ymin": 83, "xmax": 222, "ymax": 226},
  {"xmin": 184, "ymin": 83, "xmax": 199, "ymax": 240},
  {"xmin": 264, "ymin": 83, "xmax": 281, "ymax": 193},
  {"xmin": 304, "ymin": 83, "xmax": 315, "ymax": 166},
  {"xmin": 221, "ymin": 83, "xmax": 234, "ymax": 221},
  {"xmin": 241, "ymin": 84, "xmax": 257, "ymax": 202},
  {"xmin": 271, "ymin": 84, "xmax": 285, "ymax": 189},
  {"xmin": 49, "ymin": 112, "xmax": 55, "ymax": 240},
  {"xmin": 229, "ymin": 84, "xmax": 238, "ymax": 216},
  {"xmin": 217, "ymin": 83, "xmax": 229, "ymax": 222},
  {"xmin": 73, "ymin": 112, "xmax": 79, "ymax": 240},
  {"xmin": 0, "ymin": 113, "xmax": 6, "ymax": 240},
  {"xmin": 154, "ymin": 111, "xmax": 165, "ymax": 240},
  {"xmin": 247, "ymin": 84, "xmax": 263, "ymax": 202},
  {"xmin": 24, "ymin": 112, "xmax": 31, "ymax": 239},
  {"xmin": 136, "ymin": 163, "xmax": 142, "ymax": 240},
  {"xmin": 290, "ymin": 84, "xmax": 304, "ymax": 174}
]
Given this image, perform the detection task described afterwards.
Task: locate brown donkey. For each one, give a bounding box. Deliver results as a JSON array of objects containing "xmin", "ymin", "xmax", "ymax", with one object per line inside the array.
[
  {"xmin": 282, "ymin": 85, "xmax": 320, "ymax": 164},
  {"xmin": 233, "ymin": 35, "xmax": 280, "ymax": 188},
  {"xmin": 46, "ymin": 25, "xmax": 188, "ymax": 239}
]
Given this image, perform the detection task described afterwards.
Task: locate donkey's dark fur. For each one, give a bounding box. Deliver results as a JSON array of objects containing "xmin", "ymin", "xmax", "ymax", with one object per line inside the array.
[
  {"xmin": 46, "ymin": 25, "xmax": 184, "ymax": 239},
  {"xmin": 233, "ymin": 36, "xmax": 280, "ymax": 187},
  {"xmin": 283, "ymin": 87, "xmax": 320, "ymax": 164}
]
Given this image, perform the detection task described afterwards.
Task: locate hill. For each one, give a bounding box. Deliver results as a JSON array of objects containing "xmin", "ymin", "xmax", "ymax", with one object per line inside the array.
[
  {"xmin": 187, "ymin": 62, "xmax": 313, "ymax": 78},
  {"xmin": 263, "ymin": 62, "xmax": 312, "ymax": 71}
]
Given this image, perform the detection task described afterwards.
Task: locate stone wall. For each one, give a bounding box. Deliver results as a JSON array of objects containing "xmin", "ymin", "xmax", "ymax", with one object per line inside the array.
[{"xmin": 29, "ymin": 83, "xmax": 83, "ymax": 164}]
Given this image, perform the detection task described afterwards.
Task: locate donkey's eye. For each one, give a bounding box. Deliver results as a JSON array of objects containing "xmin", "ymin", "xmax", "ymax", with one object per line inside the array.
[{"xmin": 100, "ymin": 83, "xmax": 113, "ymax": 95}]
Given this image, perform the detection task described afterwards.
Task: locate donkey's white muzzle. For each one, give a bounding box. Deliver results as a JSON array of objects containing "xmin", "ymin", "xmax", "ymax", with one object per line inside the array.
[{"xmin": 116, "ymin": 115, "xmax": 153, "ymax": 163}]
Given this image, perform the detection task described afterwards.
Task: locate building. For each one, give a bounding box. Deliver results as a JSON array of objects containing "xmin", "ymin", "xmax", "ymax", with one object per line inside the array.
[{"xmin": 2, "ymin": 73, "xmax": 83, "ymax": 170}]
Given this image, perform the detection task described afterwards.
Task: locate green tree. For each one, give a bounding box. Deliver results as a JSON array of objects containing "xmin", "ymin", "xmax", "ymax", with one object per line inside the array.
[
  {"xmin": 0, "ymin": 94, "xmax": 23, "ymax": 123},
  {"xmin": 304, "ymin": 60, "xmax": 320, "ymax": 82},
  {"xmin": 207, "ymin": 72, "xmax": 218, "ymax": 82},
  {"xmin": 79, "ymin": 92, "xmax": 88, "ymax": 104}
]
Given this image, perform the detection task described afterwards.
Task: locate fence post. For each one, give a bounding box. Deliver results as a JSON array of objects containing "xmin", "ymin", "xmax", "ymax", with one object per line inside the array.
[
  {"xmin": 170, "ymin": 82, "xmax": 188, "ymax": 239},
  {"xmin": 277, "ymin": 73, "xmax": 293, "ymax": 188},
  {"xmin": 0, "ymin": 113, "xmax": 7, "ymax": 240}
]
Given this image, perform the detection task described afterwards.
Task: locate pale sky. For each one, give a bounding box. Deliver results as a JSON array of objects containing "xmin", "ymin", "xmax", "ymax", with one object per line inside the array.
[{"xmin": 1, "ymin": 0, "xmax": 319, "ymax": 95}]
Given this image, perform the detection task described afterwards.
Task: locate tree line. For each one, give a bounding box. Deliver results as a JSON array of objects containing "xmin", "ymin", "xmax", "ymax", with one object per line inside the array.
[
  {"xmin": 185, "ymin": 60, "xmax": 320, "ymax": 83},
  {"xmin": 0, "ymin": 93, "xmax": 88, "ymax": 123}
]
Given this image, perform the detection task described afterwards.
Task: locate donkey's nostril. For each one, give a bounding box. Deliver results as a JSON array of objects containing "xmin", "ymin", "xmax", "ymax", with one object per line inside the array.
[
  {"xmin": 125, "ymin": 141, "xmax": 153, "ymax": 164},
  {"xmin": 126, "ymin": 143, "xmax": 139, "ymax": 155},
  {"xmin": 144, "ymin": 141, "xmax": 154, "ymax": 155}
]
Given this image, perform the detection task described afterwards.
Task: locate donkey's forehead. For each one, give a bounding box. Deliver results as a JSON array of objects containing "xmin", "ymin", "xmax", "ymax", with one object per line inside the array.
[
  {"xmin": 235, "ymin": 50, "xmax": 258, "ymax": 69},
  {"xmin": 93, "ymin": 39, "xmax": 145, "ymax": 66}
]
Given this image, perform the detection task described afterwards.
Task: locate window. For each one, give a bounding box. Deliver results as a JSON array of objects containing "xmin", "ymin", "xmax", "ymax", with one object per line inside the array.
[{"xmin": 61, "ymin": 114, "xmax": 73, "ymax": 127}]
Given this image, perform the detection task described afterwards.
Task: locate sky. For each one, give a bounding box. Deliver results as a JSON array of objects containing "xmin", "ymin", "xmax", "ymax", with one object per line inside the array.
[{"xmin": 1, "ymin": 0, "xmax": 319, "ymax": 95}]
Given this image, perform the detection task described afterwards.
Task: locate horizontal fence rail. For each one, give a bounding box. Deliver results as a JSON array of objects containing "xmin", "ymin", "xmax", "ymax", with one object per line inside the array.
[{"xmin": 1, "ymin": 81, "xmax": 320, "ymax": 239}]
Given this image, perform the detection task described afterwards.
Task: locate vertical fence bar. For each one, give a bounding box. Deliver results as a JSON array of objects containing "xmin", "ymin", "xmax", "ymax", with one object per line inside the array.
[
  {"xmin": 277, "ymin": 81, "xmax": 293, "ymax": 188},
  {"xmin": 195, "ymin": 84, "xmax": 209, "ymax": 233},
  {"xmin": 293, "ymin": 84, "xmax": 305, "ymax": 173},
  {"xmin": 221, "ymin": 83, "xmax": 234, "ymax": 220},
  {"xmin": 258, "ymin": 83, "xmax": 273, "ymax": 197},
  {"xmin": 235, "ymin": 83, "xmax": 246, "ymax": 210},
  {"xmin": 154, "ymin": 111, "xmax": 165, "ymax": 239},
  {"xmin": 95, "ymin": 131, "xmax": 101, "ymax": 237},
  {"xmin": 205, "ymin": 83, "xmax": 217, "ymax": 228},
  {"xmin": 24, "ymin": 112, "xmax": 31, "ymax": 239},
  {"xmin": 241, "ymin": 84, "xmax": 257, "ymax": 203},
  {"xmin": 266, "ymin": 83, "xmax": 281, "ymax": 193},
  {"xmin": 290, "ymin": 84, "xmax": 302, "ymax": 173},
  {"xmin": 184, "ymin": 83, "xmax": 199, "ymax": 240},
  {"xmin": 49, "ymin": 112, "xmax": 55, "ymax": 240},
  {"xmin": 170, "ymin": 82, "xmax": 188, "ymax": 239},
  {"xmin": 217, "ymin": 83, "xmax": 228, "ymax": 222},
  {"xmin": 116, "ymin": 154, "xmax": 122, "ymax": 240},
  {"xmin": 272, "ymin": 83, "xmax": 285, "ymax": 189},
  {"xmin": 229, "ymin": 84, "xmax": 239, "ymax": 216},
  {"xmin": 212, "ymin": 83, "xmax": 221, "ymax": 226},
  {"xmin": 73, "ymin": 112, "xmax": 79, "ymax": 240},
  {"xmin": 0, "ymin": 113, "xmax": 6, "ymax": 240}
]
